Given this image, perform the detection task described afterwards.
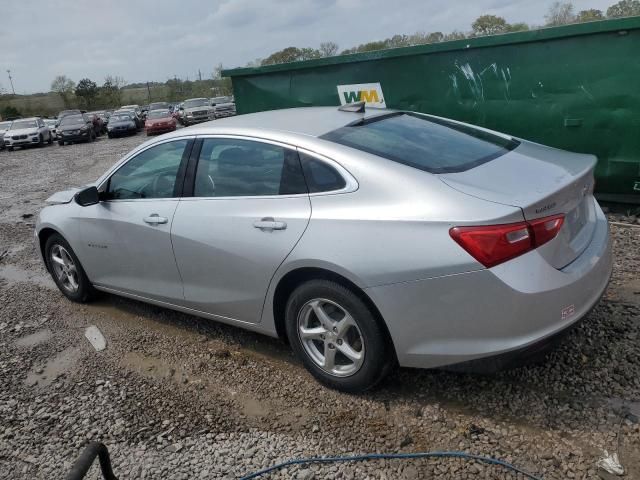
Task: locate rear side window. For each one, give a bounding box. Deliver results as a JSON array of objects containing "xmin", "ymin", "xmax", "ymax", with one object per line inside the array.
[
  {"xmin": 299, "ymin": 153, "xmax": 346, "ymax": 193},
  {"xmin": 193, "ymin": 138, "xmax": 307, "ymax": 197},
  {"xmin": 320, "ymin": 113, "xmax": 519, "ymax": 174}
]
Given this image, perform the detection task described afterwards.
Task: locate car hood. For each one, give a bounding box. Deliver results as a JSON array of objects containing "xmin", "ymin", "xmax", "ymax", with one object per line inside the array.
[
  {"xmin": 184, "ymin": 106, "xmax": 211, "ymax": 113},
  {"xmin": 59, "ymin": 122, "xmax": 86, "ymax": 130},
  {"xmin": 45, "ymin": 187, "xmax": 82, "ymax": 205},
  {"xmin": 147, "ymin": 117, "xmax": 173, "ymax": 124},
  {"xmin": 6, "ymin": 128, "xmax": 38, "ymax": 136}
]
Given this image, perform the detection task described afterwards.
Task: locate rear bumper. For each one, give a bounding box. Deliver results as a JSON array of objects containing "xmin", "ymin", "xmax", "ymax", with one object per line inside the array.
[{"xmin": 366, "ymin": 199, "xmax": 613, "ymax": 370}]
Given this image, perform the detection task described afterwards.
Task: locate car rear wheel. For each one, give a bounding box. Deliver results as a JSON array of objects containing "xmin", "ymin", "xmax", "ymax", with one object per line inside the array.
[
  {"xmin": 285, "ymin": 279, "xmax": 392, "ymax": 393},
  {"xmin": 45, "ymin": 233, "xmax": 95, "ymax": 303}
]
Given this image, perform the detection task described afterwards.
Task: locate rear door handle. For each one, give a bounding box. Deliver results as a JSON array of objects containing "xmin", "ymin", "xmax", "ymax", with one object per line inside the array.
[
  {"xmin": 143, "ymin": 214, "xmax": 168, "ymax": 225},
  {"xmin": 253, "ymin": 217, "xmax": 287, "ymax": 231}
]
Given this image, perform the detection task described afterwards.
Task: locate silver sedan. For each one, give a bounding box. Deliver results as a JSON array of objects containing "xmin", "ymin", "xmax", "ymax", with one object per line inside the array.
[{"xmin": 35, "ymin": 106, "xmax": 612, "ymax": 392}]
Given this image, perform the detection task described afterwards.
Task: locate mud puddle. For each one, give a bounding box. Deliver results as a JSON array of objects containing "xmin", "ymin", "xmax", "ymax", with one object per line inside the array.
[
  {"xmin": 15, "ymin": 329, "xmax": 52, "ymax": 347},
  {"xmin": 0, "ymin": 265, "xmax": 55, "ymax": 289},
  {"xmin": 25, "ymin": 347, "xmax": 82, "ymax": 387}
]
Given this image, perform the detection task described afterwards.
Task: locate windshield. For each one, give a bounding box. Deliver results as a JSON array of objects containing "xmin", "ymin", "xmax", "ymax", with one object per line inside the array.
[
  {"xmin": 0, "ymin": 121, "xmax": 11, "ymax": 130},
  {"xmin": 321, "ymin": 112, "xmax": 519, "ymax": 174},
  {"xmin": 10, "ymin": 120, "xmax": 37, "ymax": 130},
  {"xmin": 211, "ymin": 96, "xmax": 232, "ymax": 104},
  {"xmin": 44, "ymin": 120, "xmax": 56, "ymax": 126},
  {"xmin": 184, "ymin": 99, "xmax": 208, "ymax": 108},
  {"xmin": 110, "ymin": 114, "xmax": 132, "ymax": 122},
  {"xmin": 149, "ymin": 102, "xmax": 170, "ymax": 110},
  {"xmin": 60, "ymin": 115, "xmax": 84, "ymax": 126},
  {"xmin": 147, "ymin": 110, "xmax": 171, "ymax": 119}
]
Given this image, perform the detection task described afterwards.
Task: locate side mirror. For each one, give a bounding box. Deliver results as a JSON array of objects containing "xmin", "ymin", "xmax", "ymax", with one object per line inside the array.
[{"xmin": 75, "ymin": 186, "xmax": 100, "ymax": 207}]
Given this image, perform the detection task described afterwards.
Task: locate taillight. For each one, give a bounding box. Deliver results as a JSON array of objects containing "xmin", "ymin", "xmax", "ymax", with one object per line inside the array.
[{"xmin": 450, "ymin": 213, "xmax": 565, "ymax": 268}]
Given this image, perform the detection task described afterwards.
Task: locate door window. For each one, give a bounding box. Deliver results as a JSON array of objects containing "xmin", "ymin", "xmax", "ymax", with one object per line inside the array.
[
  {"xmin": 299, "ymin": 152, "xmax": 347, "ymax": 193},
  {"xmin": 193, "ymin": 138, "xmax": 307, "ymax": 197},
  {"xmin": 107, "ymin": 140, "xmax": 188, "ymax": 200}
]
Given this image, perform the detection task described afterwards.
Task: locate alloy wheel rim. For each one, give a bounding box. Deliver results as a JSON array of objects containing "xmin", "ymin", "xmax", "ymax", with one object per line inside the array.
[
  {"xmin": 50, "ymin": 245, "xmax": 79, "ymax": 293},
  {"xmin": 297, "ymin": 298, "xmax": 365, "ymax": 377}
]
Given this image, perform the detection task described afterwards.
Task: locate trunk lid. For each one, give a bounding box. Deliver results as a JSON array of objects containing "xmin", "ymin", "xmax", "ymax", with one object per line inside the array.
[{"xmin": 440, "ymin": 140, "xmax": 597, "ymax": 269}]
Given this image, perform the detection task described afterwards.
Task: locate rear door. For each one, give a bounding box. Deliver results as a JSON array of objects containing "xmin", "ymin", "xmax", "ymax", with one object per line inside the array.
[
  {"xmin": 171, "ymin": 136, "xmax": 311, "ymax": 323},
  {"xmin": 76, "ymin": 138, "xmax": 192, "ymax": 303}
]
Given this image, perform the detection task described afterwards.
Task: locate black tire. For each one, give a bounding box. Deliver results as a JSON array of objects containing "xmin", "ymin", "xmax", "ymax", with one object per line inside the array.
[
  {"xmin": 107, "ymin": 133, "xmax": 113, "ymax": 139},
  {"xmin": 7, "ymin": 146, "xmax": 13, "ymax": 151},
  {"xmin": 44, "ymin": 233, "xmax": 95, "ymax": 303},
  {"xmin": 48, "ymin": 134, "xmax": 53, "ymax": 144},
  {"xmin": 58, "ymin": 140, "xmax": 64, "ymax": 146},
  {"xmin": 285, "ymin": 279, "xmax": 392, "ymax": 393},
  {"xmin": 38, "ymin": 134, "xmax": 44, "ymax": 147}
]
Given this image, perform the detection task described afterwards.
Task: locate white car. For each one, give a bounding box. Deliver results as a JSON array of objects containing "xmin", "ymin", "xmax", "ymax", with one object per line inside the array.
[
  {"xmin": 44, "ymin": 119, "xmax": 58, "ymax": 140},
  {"xmin": 0, "ymin": 120, "xmax": 12, "ymax": 150},
  {"xmin": 4, "ymin": 117, "xmax": 53, "ymax": 150}
]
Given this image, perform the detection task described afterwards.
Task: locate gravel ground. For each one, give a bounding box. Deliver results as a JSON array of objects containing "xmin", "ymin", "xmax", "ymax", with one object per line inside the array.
[{"xmin": 0, "ymin": 134, "xmax": 639, "ymax": 480}]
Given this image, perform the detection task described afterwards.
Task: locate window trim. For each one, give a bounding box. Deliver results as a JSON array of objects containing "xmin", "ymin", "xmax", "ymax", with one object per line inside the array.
[
  {"xmin": 182, "ymin": 134, "xmax": 311, "ymax": 201},
  {"xmin": 97, "ymin": 137, "xmax": 194, "ymax": 203},
  {"xmin": 296, "ymin": 148, "xmax": 358, "ymax": 196}
]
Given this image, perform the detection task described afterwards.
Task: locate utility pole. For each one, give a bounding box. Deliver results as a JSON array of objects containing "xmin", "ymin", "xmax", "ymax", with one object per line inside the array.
[
  {"xmin": 198, "ymin": 69, "xmax": 202, "ymax": 81},
  {"xmin": 6, "ymin": 70, "xmax": 15, "ymax": 95},
  {"xmin": 146, "ymin": 81, "xmax": 151, "ymax": 103}
]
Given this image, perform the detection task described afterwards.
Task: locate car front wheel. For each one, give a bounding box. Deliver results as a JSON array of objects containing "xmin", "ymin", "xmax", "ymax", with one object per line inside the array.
[
  {"xmin": 45, "ymin": 233, "xmax": 95, "ymax": 303},
  {"xmin": 285, "ymin": 279, "xmax": 393, "ymax": 393}
]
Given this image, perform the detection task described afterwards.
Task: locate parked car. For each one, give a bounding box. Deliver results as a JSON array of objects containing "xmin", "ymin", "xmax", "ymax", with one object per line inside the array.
[
  {"xmin": 144, "ymin": 109, "xmax": 177, "ymax": 136},
  {"xmin": 149, "ymin": 102, "xmax": 171, "ymax": 112},
  {"xmin": 0, "ymin": 120, "xmax": 12, "ymax": 150},
  {"xmin": 35, "ymin": 106, "xmax": 612, "ymax": 393},
  {"xmin": 115, "ymin": 108, "xmax": 143, "ymax": 130},
  {"xmin": 57, "ymin": 114, "xmax": 96, "ymax": 145},
  {"xmin": 120, "ymin": 105, "xmax": 143, "ymax": 120},
  {"xmin": 56, "ymin": 110, "xmax": 83, "ymax": 126},
  {"xmin": 4, "ymin": 117, "xmax": 52, "ymax": 150},
  {"xmin": 106, "ymin": 112, "xmax": 138, "ymax": 138},
  {"xmin": 210, "ymin": 96, "xmax": 236, "ymax": 119},
  {"xmin": 85, "ymin": 113, "xmax": 105, "ymax": 137},
  {"xmin": 181, "ymin": 98, "xmax": 214, "ymax": 126},
  {"xmin": 43, "ymin": 119, "xmax": 58, "ymax": 140},
  {"xmin": 87, "ymin": 111, "xmax": 110, "ymax": 134}
]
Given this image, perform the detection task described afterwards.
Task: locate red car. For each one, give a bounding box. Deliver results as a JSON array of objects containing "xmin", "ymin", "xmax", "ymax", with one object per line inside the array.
[{"xmin": 144, "ymin": 109, "xmax": 177, "ymax": 136}]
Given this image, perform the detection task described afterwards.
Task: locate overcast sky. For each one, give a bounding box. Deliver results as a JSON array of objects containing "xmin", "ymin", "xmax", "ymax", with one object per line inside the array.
[{"xmin": 0, "ymin": 0, "xmax": 614, "ymax": 94}]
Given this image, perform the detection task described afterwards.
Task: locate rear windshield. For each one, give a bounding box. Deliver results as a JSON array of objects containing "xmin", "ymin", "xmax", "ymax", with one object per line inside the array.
[{"xmin": 321, "ymin": 112, "xmax": 519, "ymax": 174}]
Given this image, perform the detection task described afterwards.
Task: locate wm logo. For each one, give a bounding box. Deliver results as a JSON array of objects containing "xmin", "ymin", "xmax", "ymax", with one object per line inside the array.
[
  {"xmin": 342, "ymin": 89, "xmax": 380, "ymax": 104},
  {"xmin": 337, "ymin": 83, "xmax": 386, "ymax": 108}
]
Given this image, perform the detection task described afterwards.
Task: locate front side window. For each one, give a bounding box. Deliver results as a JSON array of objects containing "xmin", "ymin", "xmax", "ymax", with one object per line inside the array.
[
  {"xmin": 193, "ymin": 138, "xmax": 307, "ymax": 197},
  {"xmin": 321, "ymin": 112, "xmax": 519, "ymax": 174},
  {"xmin": 107, "ymin": 140, "xmax": 188, "ymax": 200}
]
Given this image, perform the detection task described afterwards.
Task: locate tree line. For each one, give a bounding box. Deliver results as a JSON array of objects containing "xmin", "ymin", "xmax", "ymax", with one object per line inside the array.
[{"xmin": 257, "ymin": 0, "xmax": 640, "ymax": 65}]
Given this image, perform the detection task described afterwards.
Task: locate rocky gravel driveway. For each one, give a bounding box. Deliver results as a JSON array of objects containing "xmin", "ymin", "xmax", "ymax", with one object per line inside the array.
[{"xmin": 0, "ymin": 134, "xmax": 639, "ymax": 479}]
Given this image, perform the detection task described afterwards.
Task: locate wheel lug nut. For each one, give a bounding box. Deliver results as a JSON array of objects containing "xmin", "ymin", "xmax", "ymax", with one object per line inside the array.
[
  {"xmin": 337, "ymin": 339, "xmax": 343, "ymax": 345},
  {"xmin": 333, "ymin": 327, "xmax": 338, "ymax": 333},
  {"xmin": 328, "ymin": 343, "xmax": 335, "ymax": 349}
]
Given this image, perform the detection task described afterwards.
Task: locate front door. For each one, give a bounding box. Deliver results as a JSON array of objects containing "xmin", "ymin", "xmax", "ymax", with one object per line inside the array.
[
  {"xmin": 171, "ymin": 137, "xmax": 311, "ymax": 323},
  {"xmin": 76, "ymin": 138, "xmax": 191, "ymax": 303}
]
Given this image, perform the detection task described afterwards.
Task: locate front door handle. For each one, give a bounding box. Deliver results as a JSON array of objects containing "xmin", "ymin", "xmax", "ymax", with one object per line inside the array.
[
  {"xmin": 253, "ymin": 217, "xmax": 287, "ymax": 231},
  {"xmin": 143, "ymin": 214, "xmax": 168, "ymax": 225}
]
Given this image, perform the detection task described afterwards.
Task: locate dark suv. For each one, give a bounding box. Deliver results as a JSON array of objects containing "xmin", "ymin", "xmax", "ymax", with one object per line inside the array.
[{"xmin": 57, "ymin": 114, "xmax": 96, "ymax": 145}]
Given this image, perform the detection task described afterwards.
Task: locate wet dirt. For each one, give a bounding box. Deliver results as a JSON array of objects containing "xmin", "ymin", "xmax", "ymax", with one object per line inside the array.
[
  {"xmin": 14, "ymin": 328, "xmax": 52, "ymax": 347},
  {"xmin": 24, "ymin": 346, "xmax": 83, "ymax": 387}
]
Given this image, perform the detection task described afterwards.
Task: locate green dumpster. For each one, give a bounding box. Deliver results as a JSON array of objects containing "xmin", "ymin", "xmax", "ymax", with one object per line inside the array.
[{"xmin": 223, "ymin": 17, "xmax": 640, "ymax": 203}]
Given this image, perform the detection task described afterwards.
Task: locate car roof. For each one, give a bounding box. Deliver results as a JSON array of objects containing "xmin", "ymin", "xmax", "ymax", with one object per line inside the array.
[{"xmin": 186, "ymin": 106, "xmax": 394, "ymax": 137}]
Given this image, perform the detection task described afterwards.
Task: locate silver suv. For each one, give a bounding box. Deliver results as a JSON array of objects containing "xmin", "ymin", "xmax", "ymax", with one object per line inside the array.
[{"xmin": 181, "ymin": 98, "xmax": 214, "ymax": 126}]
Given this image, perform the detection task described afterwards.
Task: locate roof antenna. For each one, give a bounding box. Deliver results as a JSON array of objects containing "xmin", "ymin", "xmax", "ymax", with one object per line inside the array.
[{"xmin": 338, "ymin": 101, "xmax": 365, "ymax": 113}]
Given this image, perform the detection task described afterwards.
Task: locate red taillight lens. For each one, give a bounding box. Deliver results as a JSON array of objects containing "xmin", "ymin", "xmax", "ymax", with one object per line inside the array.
[
  {"xmin": 529, "ymin": 214, "xmax": 564, "ymax": 246},
  {"xmin": 450, "ymin": 213, "xmax": 565, "ymax": 268}
]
